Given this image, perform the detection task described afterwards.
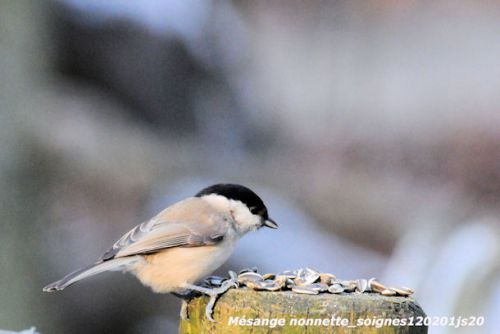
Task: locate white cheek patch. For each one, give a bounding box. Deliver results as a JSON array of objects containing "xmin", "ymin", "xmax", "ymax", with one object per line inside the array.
[
  {"xmin": 201, "ymin": 194, "xmax": 262, "ymax": 235},
  {"xmin": 228, "ymin": 199, "xmax": 262, "ymax": 233}
]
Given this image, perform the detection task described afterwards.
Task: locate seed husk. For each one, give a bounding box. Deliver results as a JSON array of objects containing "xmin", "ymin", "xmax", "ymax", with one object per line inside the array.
[
  {"xmin": 317, "ymin": 283, "xmax": 329, "ymax": 292},
  {"xmin": 369, "ymin": 279, "xmax": 387, "ymax": 293},
  {"xmin": 328, "ymin": 284, "xmax": 344, "ymax": 294},
  {"xmin": 238, "ymin": 272, "xmax": 263, "ymax": 285},
  {"xmin": 262, "ymin": 273, "xmax": 276, "ymax": 280},
  {"xmin": 366, "ymin": 277, "xmax": 376, "ymax": 292},
  {"xmin": 280, "ymin": 270, "xmax": 297, "ymax": 279},
  {"xmin": 208, "ymin": 267, "xmax": 414, "ymax": 299},
  {"xmin": 245, "ymin": 280, "xmax": 267, "ymax": 290},
  {"xmin": 391, "ymin": 287, "xmax": 414, "ymax": 296},
  {"xmin": 238, "ymin": 267, "xmax": 258, "ymax": 275},
  {"xmin": 294, "ymin": 267, "xmax": 320, "ymax": 286},
  {"xmin": 319, "ymin": 273, "xmax": 336, "ymax": 285},
  {"xmin": 381, "ymin": 288, "xmax": 397, "ymax": 296},
  {"xmin": 292, "ymin": 285, "xmax": 319, "ymax": 295},
  {"xmin": 262, "ymin": 281, "xmax": 282, "ymax": 291},
  {"xmin": 305, "ymin": 283, "xmax": 327, "ymax": 292},
  {"xmin": 402, "ymin": 287, "xmax": 415, "ymax": 294},
  {"xmin": 274, "ymin": 275, "xmax": 288, "ymax": 288},
  {"xmin": 339, "ymin": 280, "xmax": 357, "ymax": 292},
  {"xmin": 356, "ymin": 279, "xmax": 368, "ymax": 293}
]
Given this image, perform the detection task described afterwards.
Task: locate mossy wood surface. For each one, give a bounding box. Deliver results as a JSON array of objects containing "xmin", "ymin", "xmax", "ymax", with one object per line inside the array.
[{"xmin": 179, "ymin": 288, "xmax": 427, "ymax": 334}]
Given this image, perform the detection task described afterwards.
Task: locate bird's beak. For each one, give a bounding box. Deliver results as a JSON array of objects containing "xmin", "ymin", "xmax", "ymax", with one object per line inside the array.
[{"xmin": 263, "ymin": 218, "xmax": 278, "ymax": 229}]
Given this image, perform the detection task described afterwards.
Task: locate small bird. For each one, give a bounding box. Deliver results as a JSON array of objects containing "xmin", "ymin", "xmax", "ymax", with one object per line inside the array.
[{"xmin": 43, "ymin": 183, "xmax": 277, "ymax": 320}]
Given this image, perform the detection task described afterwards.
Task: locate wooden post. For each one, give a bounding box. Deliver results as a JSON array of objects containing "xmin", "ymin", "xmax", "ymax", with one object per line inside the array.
[{"xmin": 179, "ymin": 289, "xmax": 427, "ymax": 333}]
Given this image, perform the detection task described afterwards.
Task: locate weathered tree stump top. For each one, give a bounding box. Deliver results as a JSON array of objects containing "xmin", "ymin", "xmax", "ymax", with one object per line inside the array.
[{"xmin": 179, "ymin": 288, "xmax": 427, "ymax": 333}]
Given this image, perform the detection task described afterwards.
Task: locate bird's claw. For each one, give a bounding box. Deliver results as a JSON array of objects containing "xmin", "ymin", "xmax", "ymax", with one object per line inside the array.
[
  {"xmin": 205, "ymin": 295, "xmax": 217, "ymax": 322},
  {"xmin": 203, "ymin": 271, "xmax": 239, "ymax": 322}
]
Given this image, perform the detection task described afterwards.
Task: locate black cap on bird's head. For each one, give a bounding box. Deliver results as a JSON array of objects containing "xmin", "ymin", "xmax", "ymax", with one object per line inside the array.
[{"xmin": 195, "ymin": 183, "xmax": 278, "ymax": 229}]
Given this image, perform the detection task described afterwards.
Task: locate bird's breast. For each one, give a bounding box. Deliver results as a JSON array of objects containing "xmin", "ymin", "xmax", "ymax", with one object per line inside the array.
[{"xmin": 132, "ymin": 238, "xmax": 236, "ymax": 293}]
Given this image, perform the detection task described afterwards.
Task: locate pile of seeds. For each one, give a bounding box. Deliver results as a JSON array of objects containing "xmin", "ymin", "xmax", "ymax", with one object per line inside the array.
[{"xmin": 203, "ymin": 267, "xmax": 414, "ymax": 297}]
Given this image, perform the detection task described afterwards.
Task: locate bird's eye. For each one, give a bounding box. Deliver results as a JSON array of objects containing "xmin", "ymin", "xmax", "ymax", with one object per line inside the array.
[{"xmin": 250, "ymin": 206, "xmax": 267, "ymax": 218}]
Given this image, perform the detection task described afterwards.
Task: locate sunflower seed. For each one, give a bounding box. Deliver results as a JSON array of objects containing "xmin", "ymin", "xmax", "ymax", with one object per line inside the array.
[
  {"xmin": 328, "ymin": 284, "xmax": 344, "ymax": 294},
  {"xmin": 294, "ymin": 267, "xmax": 320, "ymax": 286},
  {"xmin": 262, "ymin": 273, "xmax": 276, "ymax": 280},
  {"xmin": 366, "ymin": 277, "xmax": 376, "ymax": 292},
  {"xmin": 305, "ymin": 283, "xmax": 327, "ymax": 292},
  {"xmin": 319, "ymin": 273, "xmax": 336, "ymax": 285},
  {"xmin": 230, "ymin": 268, "xmax": 415, "ymax": 298},
  {"xmin": 369, "ymin": 280, "xmax": 387, "ymax": 293},
  {"xmin": 402, "ymin": 287, "xmax": 415, "ymax": 294},
  {"xmin": 245, "ymin": 280, "xmax": 268, "ymax": 290},
  {"xmin": 356, "ymin": 279, "xmax": 368, "ymax": 293},
  {"xmin": 391, "ymin": 287, "xmax": 414, "ymax": 296},
  {"xmin": 274, "ymin": 275, "xmax": 288, "ymax": 288},
  {"xmin": 381, "ymin": 288, "xmax": 397, "ymax": 296},
  {"xmin": 292, "ymin": 285, "xmax": 319, "ymax": 295},
  {"xmin": 238, "ymin": 267, "xmax": 258, "ymax": 275},
  {"xmin": 237, "ymin": 272, "xmax": 263, "ymax": 285},
  {"xmin": 340, "ymin": 280, "xmax": 357, "ymax": 292},
  {"xmin": 280, "ymin": 270, "xmax": 297, "ymax": 279},
  {"xmin": 263, "ymin": 281, "xmax": 282, "ymax": 291},
  {"xmin": 317, "ymin": 283, "xmax": 330, "ymax": 292}
]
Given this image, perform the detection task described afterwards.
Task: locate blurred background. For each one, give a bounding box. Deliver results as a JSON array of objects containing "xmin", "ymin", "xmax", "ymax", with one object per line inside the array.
[{"xmin": 1, "ymin": 0, "xmax": 499, "ymax": 333}]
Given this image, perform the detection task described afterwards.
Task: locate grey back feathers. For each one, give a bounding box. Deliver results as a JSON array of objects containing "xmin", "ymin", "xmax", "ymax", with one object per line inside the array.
[{"xmin": 100, "ymin": 197, "xmax": 229, "ymax": 260}]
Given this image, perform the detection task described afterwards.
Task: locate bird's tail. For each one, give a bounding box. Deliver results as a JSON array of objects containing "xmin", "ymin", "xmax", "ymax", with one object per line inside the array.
[{"xmin": 43, "ymin": 257, "xmax": 139, "ymax": 292}]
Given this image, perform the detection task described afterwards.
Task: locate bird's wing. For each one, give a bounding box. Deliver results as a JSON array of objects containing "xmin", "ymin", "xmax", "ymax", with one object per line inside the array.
[{"xmin": 100, "ymin": 197, "xmax": 231, "ymax": 261}]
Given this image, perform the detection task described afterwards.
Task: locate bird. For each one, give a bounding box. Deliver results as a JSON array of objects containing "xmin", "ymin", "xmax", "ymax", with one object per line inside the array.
[{"xmin": 43, "ymin": 183, "xmax": 277, "ymax": 320}]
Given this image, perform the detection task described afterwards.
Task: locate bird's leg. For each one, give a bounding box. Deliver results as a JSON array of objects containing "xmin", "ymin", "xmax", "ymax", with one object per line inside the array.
[
  {"xmin": 180, "ymin": 300, "xmax": 189, "ymax": 320},
  {"xmin": 172, "ymin": 291, "xmax": 201, "ymax": 320},
  {"xmin": 181, "ymin": 271, "xmax": 238, "ymax": 321}
]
